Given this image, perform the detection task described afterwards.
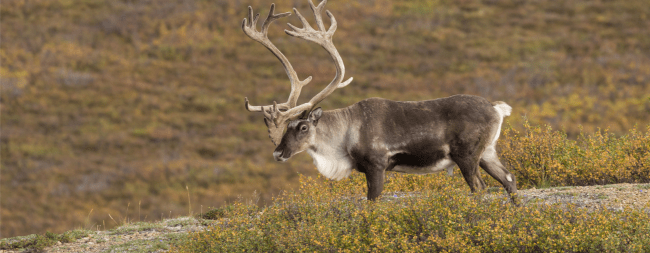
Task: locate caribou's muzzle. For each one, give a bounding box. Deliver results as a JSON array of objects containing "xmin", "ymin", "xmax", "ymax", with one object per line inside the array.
[{"xmin": 273, "ymin": 148, "xmax": 290, "ymax": 162}]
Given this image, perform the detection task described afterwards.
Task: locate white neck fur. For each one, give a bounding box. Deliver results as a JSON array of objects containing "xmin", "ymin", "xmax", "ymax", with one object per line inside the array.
[{"xmin": 306, "ymin": 110, "xmax": 355, "ymax": 180}]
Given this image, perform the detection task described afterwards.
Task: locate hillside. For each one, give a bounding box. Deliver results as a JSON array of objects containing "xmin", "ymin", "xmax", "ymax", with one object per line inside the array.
[{"xmin": 2, "ymin": 0, "xmax": 650, "ymax": 238}]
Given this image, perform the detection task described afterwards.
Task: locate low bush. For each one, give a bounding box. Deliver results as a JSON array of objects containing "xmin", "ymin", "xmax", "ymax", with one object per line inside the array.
[
  {"xmin": 501, "ymin": 120, "xmax": 650, "ymax": 188},
  {"xmin": 177, "ymin": 173, "xmax": 650, "ymax": 252}
]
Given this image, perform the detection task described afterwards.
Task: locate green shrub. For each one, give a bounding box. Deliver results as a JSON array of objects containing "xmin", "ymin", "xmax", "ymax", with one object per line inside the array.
[{"xmin": 177, "ymin": 173, "xmax": 650, "ymax": 252}]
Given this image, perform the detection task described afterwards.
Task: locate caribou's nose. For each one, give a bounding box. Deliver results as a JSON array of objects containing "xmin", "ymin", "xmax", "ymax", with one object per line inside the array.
[{"xmin": 273, "ymin": 149, "xmax": 287, "ymax": 162}]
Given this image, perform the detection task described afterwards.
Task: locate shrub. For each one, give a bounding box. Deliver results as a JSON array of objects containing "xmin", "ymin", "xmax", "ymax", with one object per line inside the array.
[
  {"xmin": 177, "ymin": 173, "xmax": 650, "ymax": 252},
  {"xmin": 500, "ymin": 120, "xmax": 650, "ymax": 188}
]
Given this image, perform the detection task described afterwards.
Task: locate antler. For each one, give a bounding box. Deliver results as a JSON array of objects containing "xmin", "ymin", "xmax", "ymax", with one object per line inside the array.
[
  {"xmin": 242, "ymin": 4, "xmax": 312, "ymax": 145},
  {"xmin": 242, "ymin": 4, "xmax": 312, "ymax": 114},
  {"xmin": 242, "ymin": 0, "xmax": 353, "ymax": 145},
  {"xmin": 265, "ymin": 0, "xmax": 353, "ymax": 127}
]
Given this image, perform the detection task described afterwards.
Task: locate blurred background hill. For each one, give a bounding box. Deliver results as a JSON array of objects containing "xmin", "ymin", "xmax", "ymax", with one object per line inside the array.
[{"xmin": 1, "ymin": 0, "xmax": 649, "ymax": 238}]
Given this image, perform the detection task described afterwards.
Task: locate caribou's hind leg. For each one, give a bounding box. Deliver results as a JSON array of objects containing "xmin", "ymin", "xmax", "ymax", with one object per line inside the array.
[
  {"xmin": 479, "ymin": 146, "xmax": 518, "ymax": 203},
  {"xmin": 454, "ymin": 157, "xmax": 487, "ymax": 193}
]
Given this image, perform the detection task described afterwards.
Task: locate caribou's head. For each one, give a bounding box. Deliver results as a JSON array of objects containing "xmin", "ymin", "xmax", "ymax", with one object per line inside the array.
[
  {"xmin": 241, "ymin": 0, "xmax": 352, "ymax": 152},
  {"xmin": 273, "ymin": 108, "xmax": 322, "ymax": 162}
]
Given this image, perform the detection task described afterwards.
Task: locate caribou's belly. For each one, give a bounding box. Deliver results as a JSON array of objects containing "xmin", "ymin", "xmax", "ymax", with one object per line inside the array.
[{"xmin": 392, "ymin": 158, "xmax": 456, "ymax": 175}]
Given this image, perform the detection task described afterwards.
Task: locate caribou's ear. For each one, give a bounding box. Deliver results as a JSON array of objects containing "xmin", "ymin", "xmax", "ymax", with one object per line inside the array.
[{"xmin": 309, "ymin": 107, "xmax": 323, "ymax": 126}]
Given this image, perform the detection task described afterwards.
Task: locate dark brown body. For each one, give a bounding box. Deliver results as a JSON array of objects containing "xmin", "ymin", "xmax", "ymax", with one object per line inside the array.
[{"xmin": 274, "ymin": 94, "xmax": 518, "ymax": 201}]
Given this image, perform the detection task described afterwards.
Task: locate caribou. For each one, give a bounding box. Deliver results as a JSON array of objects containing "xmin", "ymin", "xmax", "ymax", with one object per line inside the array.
[{"xmin": 241, "ymin": 0, "xmax": 518, "ymax": 202}]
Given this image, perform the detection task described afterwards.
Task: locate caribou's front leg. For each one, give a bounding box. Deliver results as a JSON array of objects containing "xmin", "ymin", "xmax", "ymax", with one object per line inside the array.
[{"xmin": 365, "ymin": 169, "xmax": 385, "ymax": 200}]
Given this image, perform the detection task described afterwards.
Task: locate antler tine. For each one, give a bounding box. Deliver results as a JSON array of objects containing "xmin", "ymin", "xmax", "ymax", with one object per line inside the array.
[
  {"xmin": 308, "ymin": 0, "xmax": 327, "ymax": 31},
  {"xmin": 289, "ymin": 7, "xmax": 313, "ymax": 33},
  {"xmin": 245, "ymin": 97, "xmax": 286, "ymax": 115},
  {"xmin": 243, "ymin": 6, "xmax": 260, "ymax": 30},
  {"xmin": 325, "ymin": 10, "xmax": 337, "ymax": 35},
  {"xmin": 245, "ymin": 6, "xmax": 253, "ymax": 27},
  {"xmin": 252, "ymin": 14, "xmax": 260, "ymax": 29},
  {"xmin": 244, "ymin": 97, "xmax": 261, "ymax": 112},
  {"xmin": 338, "ymin": 77, "xmax": 353, "ymax": 88},
  {"xmin": 261, "ymin": 4, "xmax": 290, "ymax": 36}
]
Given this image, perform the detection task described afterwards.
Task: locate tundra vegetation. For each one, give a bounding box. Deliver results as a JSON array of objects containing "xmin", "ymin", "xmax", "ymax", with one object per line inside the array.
[
  {"xmin": 1, "ymin": 0, "xmax": 650, "ymax": 240},
  {"xmin": 171, "ymin": 120, "xmax": 650, "ymax": 252},
  {"xmin": 177, "ymin": 177, "xmax": 650, "ymax": 252}
]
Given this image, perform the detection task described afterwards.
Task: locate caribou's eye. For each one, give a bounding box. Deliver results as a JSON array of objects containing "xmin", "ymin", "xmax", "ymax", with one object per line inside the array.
[{"xmin": 300, "ymin": 125, "xmax": 308, "ymax": 132}]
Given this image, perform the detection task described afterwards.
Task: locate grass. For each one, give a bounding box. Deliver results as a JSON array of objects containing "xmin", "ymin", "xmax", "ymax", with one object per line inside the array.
[
  {"xmin": 550, "ymin": 192, "xmax": 579, "ymax": 197},
  {"xmin": 107, "ymin": 222, "xmax": 164, "ymax": 235},
  {"xmin": 102, "ymin": 233, "xmax": 189, "ymax": 253},
  {"xmin": 164, "ymin": 217, "xmax": 196, "ymax": 228},
  {"xmin": 0, "ymin": 216, "xmax": 204, "ymax": 252},
  {"xmin": 0, "ymin": 229, "xmax": 91, "ymax": 251},
  {"xmin": 636, "ymin": 184, "xmax": 650, "ymax": 190}
]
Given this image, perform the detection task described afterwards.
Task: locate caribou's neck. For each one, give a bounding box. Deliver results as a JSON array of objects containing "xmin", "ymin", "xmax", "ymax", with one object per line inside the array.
[
  {"xmin": 306, "ymin": 107, "xmax": 356, "ymax": 180},
  {"xmin": 314, "ymin": 108, "xmax": 355, "ymax": 145}
]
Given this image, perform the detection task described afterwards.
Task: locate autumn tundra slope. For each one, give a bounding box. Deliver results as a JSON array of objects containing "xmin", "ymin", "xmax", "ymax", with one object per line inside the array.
[{"xmin": 2, "ymin": 0, "xmax": 650, "ymax": 237}]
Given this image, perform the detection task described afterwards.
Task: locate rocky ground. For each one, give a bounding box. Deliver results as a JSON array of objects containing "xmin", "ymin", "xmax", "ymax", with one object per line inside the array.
[
  {"xmin": 2, "ymin": 183, "xmax": 648, "ymax": 253},
  {"xmin": 516, "ymin": 183, "xmax": 650, "ymax": 211}
]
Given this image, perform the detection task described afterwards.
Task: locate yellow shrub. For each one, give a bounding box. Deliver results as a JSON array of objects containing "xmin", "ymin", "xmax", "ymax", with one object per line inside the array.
[
  {"xmin": 500, "ymin": 120, "xmax": 650, "ymax": 188},
  {"xmin": 178, "ymin": 173, "xmax": 650, "ymax": 252}
]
